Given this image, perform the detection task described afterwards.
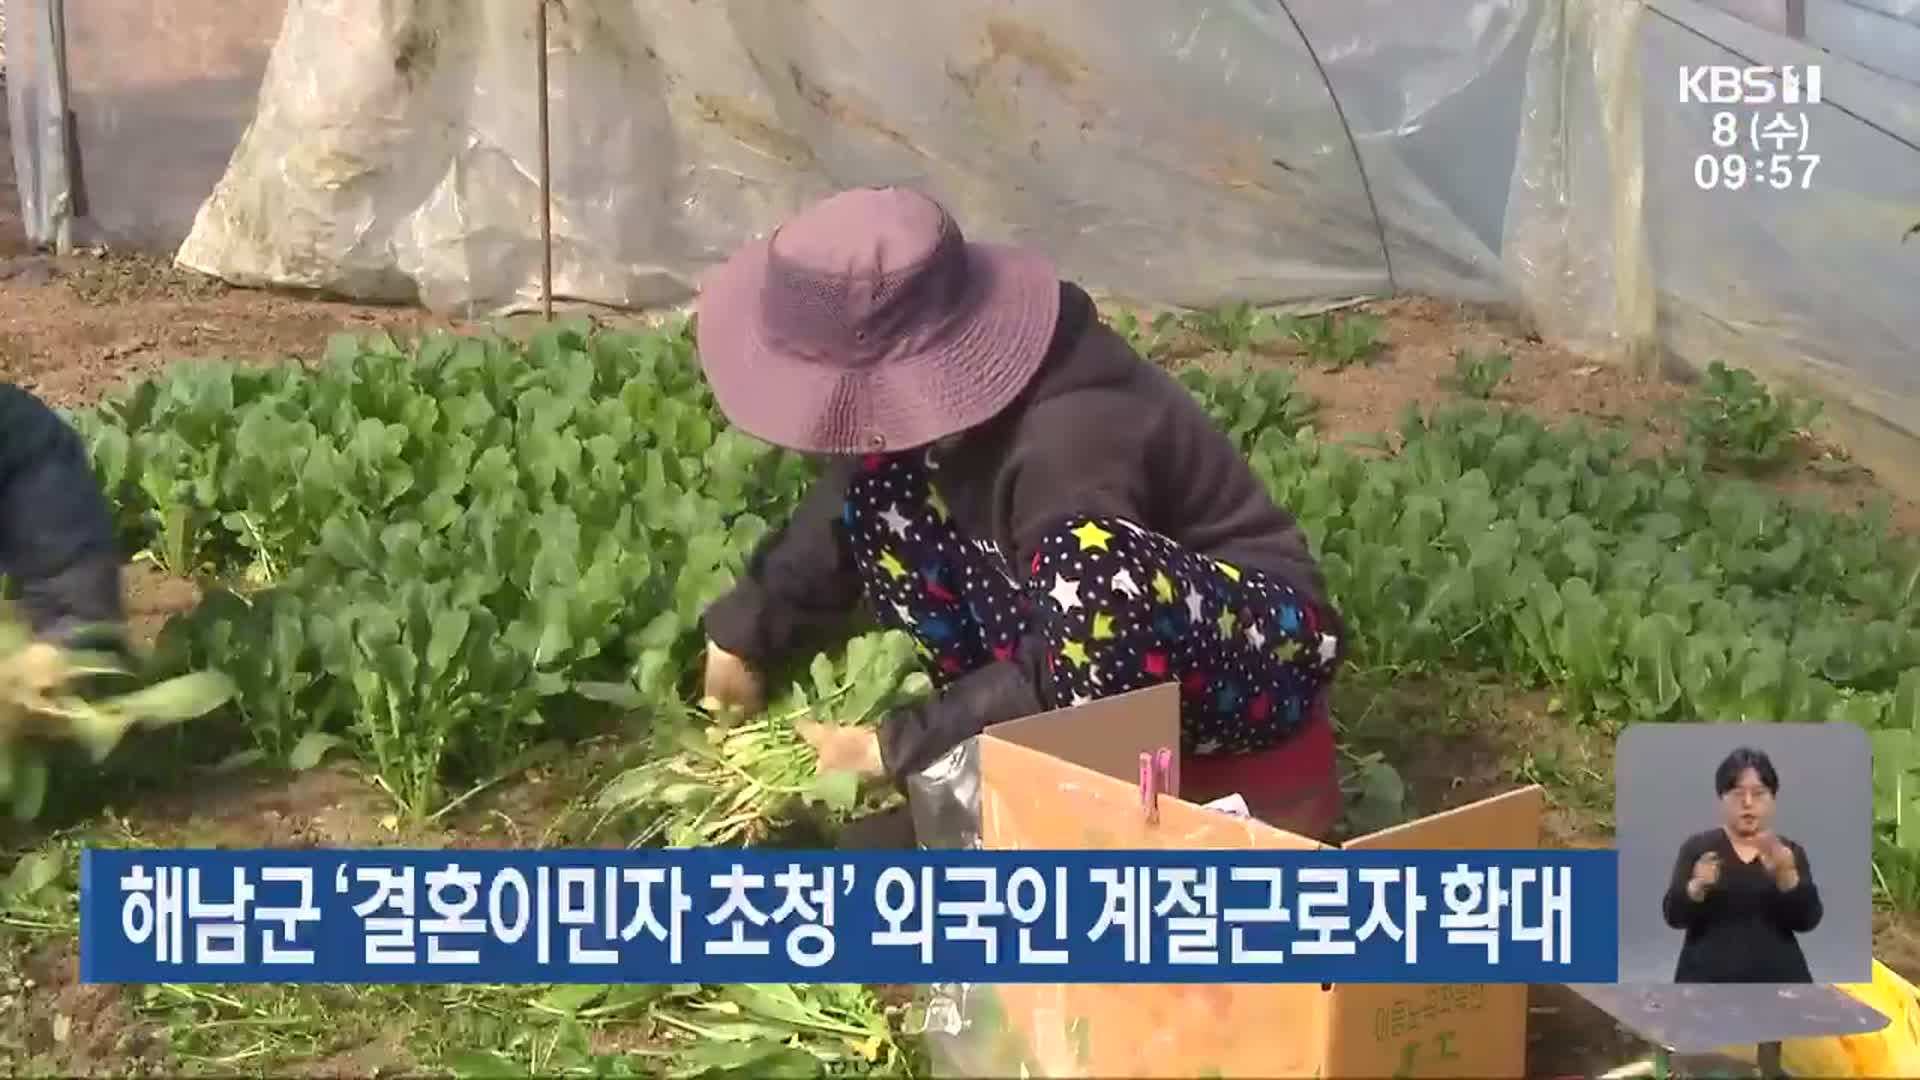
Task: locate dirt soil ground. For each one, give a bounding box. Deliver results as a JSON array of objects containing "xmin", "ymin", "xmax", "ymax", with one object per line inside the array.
[{"xmin": 8, "ymin": 78, "xmax": 1920, "ymax": 1080}]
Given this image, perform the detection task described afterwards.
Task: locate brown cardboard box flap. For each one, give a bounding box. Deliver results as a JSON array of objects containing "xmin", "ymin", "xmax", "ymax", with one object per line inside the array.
[
  {"xmin": 1325, "ymin": 785, "xmax": 1544, "ymax": 1079},
  {"xmin": 964, "ymin": 687, "xmax": 1544, "ymax": 1079},
  {"xmin": 985, "ymin": 681, "xmax": 1180, "ymax": 787},
  {"xmin": 1343, "ymin": 784, "xmax": 1545, "ymax": 851}
]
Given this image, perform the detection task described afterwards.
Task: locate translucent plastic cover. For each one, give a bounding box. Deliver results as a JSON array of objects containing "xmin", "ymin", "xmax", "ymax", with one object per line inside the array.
[{"xmin": 11, "ymin": 1, "xmax": 1914, "ymax": 445}]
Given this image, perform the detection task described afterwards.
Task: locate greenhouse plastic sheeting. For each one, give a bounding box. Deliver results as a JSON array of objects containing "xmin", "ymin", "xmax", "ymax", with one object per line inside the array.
[
  {"xmin": 4, "ymin": 0, "xmax": 287, "ymax": 252},
  {"xmin": 1637, "ymin": 4, "xmax": 1920, "ymax": 444},
  {"xmin": 6, "ymin": 0, "xmax": 1920, "ymax": 442},
  {"xmin": 168, "ymin": 0, "xmax": 1448, "ymax": 311},
  {"xmin": 169, "ymin": 0, "xmax": 1597, "ymax": 321},
  {"xmin": 5, "ymin": 0, "xmax": 64, "ymax": 246}
]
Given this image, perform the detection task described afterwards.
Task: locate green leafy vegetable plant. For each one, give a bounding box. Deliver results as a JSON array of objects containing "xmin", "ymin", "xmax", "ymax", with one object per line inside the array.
[
  {"xmin": 1177, "ymin": 365, "xmax": 1920, "ymax": 857},
  {"xmin": 1339, "ymin": 748, "xmax": 1407, "ymax": 836},
  {"xmin": 596, "ymin": 631, "xmax": 928, "ymax": 847},
  {"xmin": 1176, "ymin": 365, "xmax": 1318, "ymax": 447},
  {"xmin": 1180, "ymin": 367, "xmax": 1920, "ymax": 731},
  {"xmin": 1449, "ymin": 348, "xmax": 1513, "ymax": 400},
  {"xmin": 1102, "ymin": 308, "xmax": 1179, "ymax": 362},
  {"xmin": 1287, "ymin": 312, "xmax": 1385, "ymax": 368},
  {"xmin": 1683, "ymin": 361, "xmax": 1822, "ymax": 473},
  {"xmin": 438, "ymin": 982, "xmax": 916, "ymax": 1079},
  {"xmin": 76, "ymin": 318, "xmax": 813, "ymax": 820},
  {"xmin": 1177, "ymin": 302, "xmax": 1284, "ymax": 357}
]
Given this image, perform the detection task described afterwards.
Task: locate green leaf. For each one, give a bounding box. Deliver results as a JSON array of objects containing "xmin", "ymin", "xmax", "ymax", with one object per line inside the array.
[
  {"xmin": 100, "ymin": 671, "xmax": 239, "ymax": 724},
  {"xmin": 573, "ymin": 681, "xmax": 648, "ymax": 711},
  {"xmin": 1872, "ymin": 729, "xmax": 1920, "ymax": 846},
  {"xmin": 288, "ymin": 732, "xmax": 345, "ymax": 771},
  {"xmin": 425, "ymin": 607, "xmax": 472, "ymax": 677},
  {"xmin": 1361, "ymin": 757, "xmax": 1405, "ymax": 800},
  {"xmin": 841, "ymin": 633, "xmax": 878, "ymax": 681},
  {"xmin": 636, "ymin": 612, "xmax": 684, "ymax": 649},
  {"xmin": 211, "ymin": 748, "xmax": 269, "ymax": 773},
  {"xmin": 804, "ymin": 770, "xmax": 861, "ymax": 814},
  {"xmin": 1894, "ymin": 670, "xmax": 1920, "ymax": 733},
  {"xmin": 10, "ymin": 754, "xmax": 49, "ymax": 821},
  {"xmin": 808, "ymin": 652, "xmax": 840, "ymax": 702},
  {"xmin": 662, "ymin": 1039, "xmax": 822, "ymax": 1078},
  {"xmin": 3, "ymin": 848, "xmax": 64, "ymax": 900},
  {"xmin": 722, "ymin": 983, "xmax": 829, "ymax": 1028},
  {"xmin": 535, "ymin": 983, "xmax": 609, "ymax": 1016},
  {"xmin": 1830, "ymin": 693, "xmax": 1885, "ymax": 729},
  {"xmin": 1626, "ymin": 613, "xmax": 1683, "ymax": 717}
]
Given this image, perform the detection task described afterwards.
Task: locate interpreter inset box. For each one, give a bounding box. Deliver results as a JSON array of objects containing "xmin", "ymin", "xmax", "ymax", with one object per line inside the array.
[{"xmin": 1615, "ymin": 723, "xmax": 1871, "ymax": 985}]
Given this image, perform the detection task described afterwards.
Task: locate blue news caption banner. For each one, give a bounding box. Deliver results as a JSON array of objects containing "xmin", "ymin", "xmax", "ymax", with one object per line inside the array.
[{"xmin": 80, "ymin": 848, "xmax": 1617, "ymax": 985}]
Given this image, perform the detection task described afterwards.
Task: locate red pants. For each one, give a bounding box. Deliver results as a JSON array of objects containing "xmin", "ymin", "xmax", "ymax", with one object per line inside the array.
[{"xmin": 1180, "ymin": 693, "xmax": 1340, "ymax": 839}]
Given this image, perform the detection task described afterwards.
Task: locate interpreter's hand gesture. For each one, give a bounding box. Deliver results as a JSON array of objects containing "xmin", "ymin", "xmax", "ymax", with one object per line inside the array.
[
  {"xmin": 1686, "ymin": 851, "xmax": 1721, "ymax": 901},
  {"xmin": 1755, "ymin": 832, "xmax": 1800, "ymax": 890},
  {"xmin": 700, "ymin": 640, "xmax": 764, "ymax": 720}
]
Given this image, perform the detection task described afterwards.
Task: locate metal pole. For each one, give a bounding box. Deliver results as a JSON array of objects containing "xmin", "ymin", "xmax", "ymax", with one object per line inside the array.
[
  {"xmin": 43, "ymin": 0, "xmax": 76, "ymax": 253},
  {"xmin": 535, "ymin": 0, "xmax": 553, "ymax": 321},
  {"xmin": 1784, "ymin": 0, "xmax": 1807, "ymax": 40}
]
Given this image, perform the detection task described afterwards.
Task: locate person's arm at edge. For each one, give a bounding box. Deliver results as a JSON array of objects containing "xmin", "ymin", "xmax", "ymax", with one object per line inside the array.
[
  {"xmin": 0, "ymin": 386, "xmax": 127, "ymax": 650},
  {"xmin": 1663, "ymin": 833, "xmax": 1711, "ymax": 929}
]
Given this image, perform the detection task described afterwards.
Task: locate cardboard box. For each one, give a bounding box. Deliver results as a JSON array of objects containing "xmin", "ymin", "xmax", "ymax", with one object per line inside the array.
[{"xmin": 964, "ymin": 682, "xmax": 1543, "ymax": 1079}]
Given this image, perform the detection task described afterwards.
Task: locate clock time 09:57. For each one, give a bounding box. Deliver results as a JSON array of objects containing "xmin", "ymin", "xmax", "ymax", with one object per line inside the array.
[{"xmin": 1694, "ymin": 153, "xmax": 1821, "ymax": 191}]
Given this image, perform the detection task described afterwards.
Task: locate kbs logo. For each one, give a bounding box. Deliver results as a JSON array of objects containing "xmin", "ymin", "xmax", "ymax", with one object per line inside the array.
[{"xmin": 1678, "ymin": 65, "xmax": 1823, "ymax": 104}]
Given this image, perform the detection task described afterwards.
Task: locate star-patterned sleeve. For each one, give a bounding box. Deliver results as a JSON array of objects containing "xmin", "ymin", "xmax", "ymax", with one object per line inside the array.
[
  {"xmin": 700, "ymin": 459, "xmax": 864, "ymax": 667},
  {"xmin": 874, "ymin": 424, "xmax": 1145, "ymax": 787}
]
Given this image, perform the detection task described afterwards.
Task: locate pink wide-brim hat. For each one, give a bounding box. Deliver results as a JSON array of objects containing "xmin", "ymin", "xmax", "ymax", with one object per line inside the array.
[{"xmin": 696, "ymin": 187, "xmax": 1062, "ymax": 455}]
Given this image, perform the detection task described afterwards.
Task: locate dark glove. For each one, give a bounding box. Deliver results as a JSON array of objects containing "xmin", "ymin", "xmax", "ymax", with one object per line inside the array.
[
  {"xmin": 25, "ymin": 555, "xmax": 130, "ymax": 660},
  {"xmin": 877, "ymin": 645, "xmax": 1048, "ymax": 788}
]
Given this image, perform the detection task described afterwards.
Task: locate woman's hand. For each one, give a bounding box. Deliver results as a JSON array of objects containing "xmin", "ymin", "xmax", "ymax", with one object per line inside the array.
[
  {"xmin": 0, "ymin": 641, "xmax": 71, "ymax": 738},
  {"xmin": 796, "ymin": 720, "xmax": 885, "ymax": 778},
  {"xmin": 1686, "ymin": 851, "xmax": 1721, "ymax": 901},
  {"xmin": 700, "ymin": 641, "xmax": 764, "ymax": 718},
  {"xmin": 1755, "ymin": 833, "xmax": 1800, "ymax": 890}
]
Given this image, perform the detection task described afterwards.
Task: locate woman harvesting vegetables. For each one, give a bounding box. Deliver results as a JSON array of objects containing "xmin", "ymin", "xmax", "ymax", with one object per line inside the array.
[
  {"xmin": 0, "ymin": 384, "xmax": 235, "ymax": 808},
  {"xmin": 0, "ymin": 382, "xmax": 130, "ymax": 739},
  {"xmin": 695, "ymin": 187, "xmax": 1347, "ymax": 833}
]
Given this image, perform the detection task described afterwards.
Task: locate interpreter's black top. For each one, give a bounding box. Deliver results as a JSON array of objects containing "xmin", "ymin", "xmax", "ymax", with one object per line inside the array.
[
  {"xmin": 1662, "ymin": 828, "xmax": 1821, "ymax": 983},
  {"xmin": 702, "ymin": 282, "xmax": 1344, "ymax": 787}
]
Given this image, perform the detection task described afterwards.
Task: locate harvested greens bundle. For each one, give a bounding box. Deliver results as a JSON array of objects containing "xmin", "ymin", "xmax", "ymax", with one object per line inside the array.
[
  {"xmin": 599, "ymin": 630, "xmax": 928, "ymax": 846},
  {"xmin": 0, "ymin": 602, "xmax": 236, "ymax": 820}
]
